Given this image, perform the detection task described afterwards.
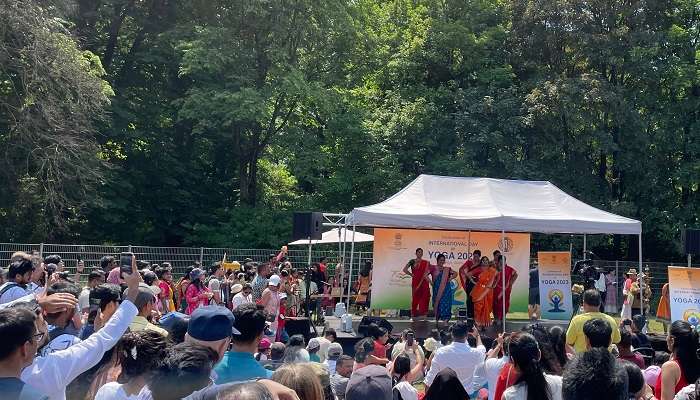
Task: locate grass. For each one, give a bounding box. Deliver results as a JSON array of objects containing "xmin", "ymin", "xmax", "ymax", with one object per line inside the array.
[{"xmin": 506, "ymin": 311, "xmax": 667, "ymax": 334}]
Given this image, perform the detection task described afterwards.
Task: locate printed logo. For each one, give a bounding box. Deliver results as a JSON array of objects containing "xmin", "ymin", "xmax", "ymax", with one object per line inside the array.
[
  {"xmin": 683, "ymin": 309, "xmax": 700, "ymax": 326},
  {"xmin": 547, "ymin": 289, "xmax": 566, "ymax": 313},
  {"xmin": 498, "ymin": 237, "xmax": 514, "ymax": 253}
]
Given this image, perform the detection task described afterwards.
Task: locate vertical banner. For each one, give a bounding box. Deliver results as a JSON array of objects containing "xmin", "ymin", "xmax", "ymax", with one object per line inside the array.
[
  {"xmin": 668, "ymin": 266, "xmax": 700, "ymax": 326},
  {"xmin": 372, "ymin": 228, "xmax": 530, "ymax": 313},
  {"xmin": 537, "ymin": 252, "xmax": 573, "ymax": 320}
]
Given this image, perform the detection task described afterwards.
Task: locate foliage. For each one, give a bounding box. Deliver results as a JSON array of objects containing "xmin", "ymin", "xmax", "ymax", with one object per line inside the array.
[{"xmin": 2, "ymin": 0, "xmax": 700, "ymax": 261}]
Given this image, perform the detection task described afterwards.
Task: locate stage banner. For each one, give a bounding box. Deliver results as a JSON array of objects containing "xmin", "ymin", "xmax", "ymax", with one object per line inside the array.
[
  {"xmin": 537, "ymin": 252, "xmax": 573, "ymax": 320},
  {"xmin": 668, "ymin": 266, "xmax": 700, "ymax": 326},
  {"xmin": 371, "ymin": 229, "xmax": 530, "ymax": 313}
]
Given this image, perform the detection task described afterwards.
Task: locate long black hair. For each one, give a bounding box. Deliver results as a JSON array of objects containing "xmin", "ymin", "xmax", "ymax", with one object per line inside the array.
[
  {"xmin": 510, "ymin": 332, "xmax": 551, "ymax": 400},
  {"xmin": 670, "ymin": 320, "xmax": 700, "ymax": 382},
  {"xmin": 393, "ymin": 353, "xmax": 411, "ymax": 385},
  {"xmin": 523, "ymin": 323, "xmax": 563, "ymax": 375},
  {"xmin": 549, "ymin": 325, "xmax": 568, "ymax": 370}
]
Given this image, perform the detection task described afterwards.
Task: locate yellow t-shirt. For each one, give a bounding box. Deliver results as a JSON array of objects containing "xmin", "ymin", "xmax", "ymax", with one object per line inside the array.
[{"xmin": 566, "ymin": 311, "xmax": 620, "ymax": 353}]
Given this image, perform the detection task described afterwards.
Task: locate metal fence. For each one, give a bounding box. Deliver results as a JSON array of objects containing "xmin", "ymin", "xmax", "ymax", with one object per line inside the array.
[
  {"xmin": 0, "ymin": 242, "xmax": 373, "ymax": 284},
  {"xmin": 0, "ymin": 242, "xmax": 675, "ymax": 316}
]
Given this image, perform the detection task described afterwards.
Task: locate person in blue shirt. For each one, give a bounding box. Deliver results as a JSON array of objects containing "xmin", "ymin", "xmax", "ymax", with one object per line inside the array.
[{"xmin": 214, "ymin": 303, "xmax": 273, "ymax": 383}]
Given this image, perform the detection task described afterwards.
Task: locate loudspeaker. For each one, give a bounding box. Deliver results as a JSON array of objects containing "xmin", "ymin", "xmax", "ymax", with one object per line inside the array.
[
  {"xmin": 357, "ymin": 316, "xmax": 394, "ymax": 337},
  {"xmin": 292, "ymin": 212, "xmax": 323, "ymax": 241},
  {"xmin": 286, "ymin": 318, "xmax": 313, "ymax": 341},
  {"xmin": 685, "ymin": 229, "xmax": 700, "ymax": 254}
]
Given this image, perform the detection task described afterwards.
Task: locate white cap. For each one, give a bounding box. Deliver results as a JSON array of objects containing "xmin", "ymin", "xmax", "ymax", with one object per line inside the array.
[{"xmin": 268, "ymin": 274, "xmax": 281, "ymax": 286}]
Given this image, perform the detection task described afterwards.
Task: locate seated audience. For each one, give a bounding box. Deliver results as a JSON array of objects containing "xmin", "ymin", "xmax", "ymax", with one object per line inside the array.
[
  {"xmin": 345, "ymin": 361, "xmax": 392, "ymax": 400},
  {"xmin": 619, "ymin": 360, "xmax": 655, "ymax": 400},
  {"xmin": 562, "ymin": 347, "xmax": 628, "ymax": 400},
  {"xmin": 148, "ymin": 343, "xmax": 219, "ymax": 400},
  {"xmin": 617, "ymin": 328, "xmax": 645, "ymax": 369},
  {"xmin": 272, "ymin": 363, "xmax": 325, "ymax": 400},
  {"xmin": 216, "ymin": 381, "xmax": 274, "ymax": 400},
  {"xmin": 331, "ymin": 355, "xmax": 354, "ymax": 400},
  {"xmin": 424, "ymin": 320, "xmax": 485, "ymax": 392},
  {"xmin": 390, "ymin": 352, "xmax": 422, "ymax": 400},
  {"xmin": 644, "ymin": 352, "xmax": 670, "ymax": 391},
  {"xmin": 324, "ymin": 343, "xmax": 344, "ymax": 374},
  {"xmin": 424, "ymin": 368, "xmax": 469, "ymax": 400},
  {"xmin": 307, "ymin": 337, "xmax": 322, "ymax": 362},
  {"xmin": 583, "ymin": 318, "xmax": 613, "ymax": 349},
  {"xmin": 503, "ymin": 332, "xmax": 563, "ymax": 400},
  {"xmin": 656, "ymin": 321, "xmax": 700, "ymax": 400}
]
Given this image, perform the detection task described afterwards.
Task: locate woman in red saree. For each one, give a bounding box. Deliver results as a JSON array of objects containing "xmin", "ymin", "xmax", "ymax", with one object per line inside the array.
[{"xmin": 471, "ymin": 257, "xmax": 497, "ymax": 328}]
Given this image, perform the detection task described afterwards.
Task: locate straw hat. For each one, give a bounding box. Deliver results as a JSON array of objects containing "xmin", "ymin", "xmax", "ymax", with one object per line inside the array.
[
  {"xmin": 231, "ymin": 283, "xmax": 243, "ymax": 295},
  {"xmin": 626, "ymin": 268, "xmax": 638, "ymax": 276}
]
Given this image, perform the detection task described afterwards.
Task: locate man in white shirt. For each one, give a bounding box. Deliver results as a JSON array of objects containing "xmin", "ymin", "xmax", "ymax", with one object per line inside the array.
[
  {"xmin": 18, "ymin": 255, "xmax": 142, "ymax": 400},
  {"xmin": 472, "ymin": 333, "xmax": 509, "ymax": 400},
  {"xmin": 424, "ymin": 320, "xmax": 485, "ymax": 392},
  {"xmin": 0, "ymin": 258, "xmax": 35, "ymax": 305},
  {"xmin": 231, "ymin": 284, "xmax": 253, "ymax": 310}
]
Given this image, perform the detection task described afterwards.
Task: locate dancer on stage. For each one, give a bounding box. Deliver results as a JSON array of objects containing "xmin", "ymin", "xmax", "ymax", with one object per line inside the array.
[
  {"xmin": 431, "ymin": 254, "xmax": 456, "ymax": 323},
  {"xmin": 471, "ymin": 256, "xmax": 497, "ymax": 328},
  {"xmin": 493, "ymin": 251, "xmax": 518, "ymax": 322},
  {"xmin": 459, "ymin": 249, "xmax": 483, "ymax": 319},
  {"xmin": 403, "ymin": 248, "xmax": 433, "ymax": 320}
]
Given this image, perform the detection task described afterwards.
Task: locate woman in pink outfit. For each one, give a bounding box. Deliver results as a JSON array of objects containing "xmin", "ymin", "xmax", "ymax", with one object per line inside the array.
[{"xmin": 185, "ymin": 268, "xmax": 212, "ymax": 315}]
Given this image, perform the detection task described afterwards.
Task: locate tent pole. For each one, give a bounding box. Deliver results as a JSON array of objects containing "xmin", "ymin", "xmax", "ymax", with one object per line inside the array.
[
  {"xmin": 501, "ymin": 230, "xmax": 506, "ymax": 333},
  {"xmin": 342, "ymin": 226, "xmax": 348, "ymax": 303},
  {"xmin": 583, "ymin": 234, "xmax": 587, "ymax": 258},
  {"xmin": 347, "ymin": 224, "xmax": 356, "ymax": 311},
  {"xmin": 639, "ymin": 233, "xmax": 644, "ymax": 316}
]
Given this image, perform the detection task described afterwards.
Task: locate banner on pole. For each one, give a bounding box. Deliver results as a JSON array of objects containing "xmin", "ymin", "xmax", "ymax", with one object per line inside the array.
[
  {"xmin": 537, "ymin": 252, "xmax": 573, "ymax": 320},
  {"xmin": 371, "ymin": 229, "xmax": 530, "ymax": 312},
  {"xmin": 668, "ymin": 266, "xmax": 700, "ymax": 326}
]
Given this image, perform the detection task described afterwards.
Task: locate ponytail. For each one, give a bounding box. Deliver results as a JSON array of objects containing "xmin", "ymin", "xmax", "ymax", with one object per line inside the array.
[
  {"xmin": 509, "ymin": 332, "xmax": 551, "ymax": 400},
  {"xmin": 670, "ymin": 320, "xmax": 700, "ymax": 382}
]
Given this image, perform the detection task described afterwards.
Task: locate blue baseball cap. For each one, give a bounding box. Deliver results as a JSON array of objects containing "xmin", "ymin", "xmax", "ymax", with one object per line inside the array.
[{"xmin": 188, "ymin": 305, "xmax": 240, "ymax": 341}]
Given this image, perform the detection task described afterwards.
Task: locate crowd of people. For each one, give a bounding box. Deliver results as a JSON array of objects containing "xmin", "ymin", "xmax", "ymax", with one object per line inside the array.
[{"xmin": 0, "ymin": 249, "xmax": 695, "ymax": 400}]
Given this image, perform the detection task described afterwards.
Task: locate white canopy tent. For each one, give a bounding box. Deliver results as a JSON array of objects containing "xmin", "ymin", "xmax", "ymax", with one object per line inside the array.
[
  {"xmin": 288, "ymin": 228, "xmax": 374, "ymax": 246},
  {"xmin": 343, "ymin": 175, "xmax": 643, "ymax": 327}
]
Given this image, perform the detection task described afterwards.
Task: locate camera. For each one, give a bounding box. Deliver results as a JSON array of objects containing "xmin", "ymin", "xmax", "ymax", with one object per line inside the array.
[{"xmin": 572, "ymin": 259, "xmax": 603, "ymax": 290}]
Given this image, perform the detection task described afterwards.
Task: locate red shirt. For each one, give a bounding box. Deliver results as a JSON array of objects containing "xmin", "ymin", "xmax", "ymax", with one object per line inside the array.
[
  {"xmin": 494, "ymin": 363, "xmax": 517, "ymax": 400},
  {"xmin": 372, "ymin": 339, "xmax": 387, "ymax": 359},
  {"xmin": 655, "ymin": 360, "xmax": 688, "ymax": 399},
  {"xmin": 412, "ymin": 259, "xmax": 430, "ymax": 290}
]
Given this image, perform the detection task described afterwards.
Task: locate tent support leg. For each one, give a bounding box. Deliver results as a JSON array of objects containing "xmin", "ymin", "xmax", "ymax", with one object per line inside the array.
[
  {"xmin": 346, "ymin": 224, "xmax": 356, "ymax": 311},
  {"xmin": 583, "ymin": 234, "xmax": 587, "ymax": 258},
  {"xmin": 501, "ymin": 230, "xmax": 506, "ymax": 333},
  {"xmin": 639, "ymin": 233, "xmax": 644, "ymax": 316}
]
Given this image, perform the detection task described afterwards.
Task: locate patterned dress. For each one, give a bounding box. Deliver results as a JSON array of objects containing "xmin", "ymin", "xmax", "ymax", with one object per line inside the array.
[{"xmin": 432, "ymin": 267, "xmax": 455, "ymax": 320}]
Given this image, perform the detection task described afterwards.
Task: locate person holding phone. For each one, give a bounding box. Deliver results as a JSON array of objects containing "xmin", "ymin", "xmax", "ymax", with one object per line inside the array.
[{"xmin": 391, "ymin": 329, "xmax": 425, "ymax": 380}]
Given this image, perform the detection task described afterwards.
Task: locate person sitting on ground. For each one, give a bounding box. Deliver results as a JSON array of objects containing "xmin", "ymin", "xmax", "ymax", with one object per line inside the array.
[
  {"xmin": 656, "ymin": 321, "xmax": 700, "ymax": 400},
  {"xmin": 214, "ymin": 303, "xmax": 273, "ymax": 383},
  {"xmin": 566, "ymin": 289, "xmax": 621, "ymax": 353},
  {"xmin": 390, "ymin": 351, "xmax": 424, "ymax": 400},
  {"xmin": 307, "ymin": 338, "xmax": 322, "ymax": 363},
  {"xmin": 473, "ymin": 333, "xmax": 510, "ymax": 400},
  {"xmin": 148, "ymin": 343, "xmax": 219, "ymax": 400},
  {"xmin": 562, "ymin": 347, "xmax": 628, "ymax": 400},
  {"xmin": 264, "ymin": 342, "xmax": 286, "ymax": 371},
  {"xmin": 323, "ymin": 343, "xmax": 343, "ymax": 375},
  {"xmin": 124, "ymin": 283, "xmax": 168, "ymax": 337},
  {"xmin": 18, "ymin": 258, "xmax": 142, "ymax": 400},
  {"xmin": 644, "ymin": 351, "xmax": 670, "ymax": 392},
  {"xmin": 503, "ymin": 332, "xmax": 563, "ymax": 400},
  {"xmin": 617, "ymin": 328, "xmax": 645, "ymax": 369},
  {"xmin": 331, "ymin": 355, "xmax": 353, "ymax": 400},
  {"xmin": 0, "ymin": 307, "xmax": 50, "ymax": 399},
  {"xmin": 423, "ymin": 367, "xmax": 469, "ymax": 400},
  {"xmin": 256, "ymin": 338, "xmax": 272, "ymax": 361},
  {"xmin": 583, "ymin": 318, "xmax": 614, "ymax": 350},
  {"xmin": 0, "ymin": 258, "xmax": 35, "ymax": 305},
  {"xmin": 94, "ymin": 330, "xmax": 168, "ymax": 399},
  {"xmin": 273, "ymin": 363, "xmax": 325, "ymax": 400},
  {"xmin": 284, "ymin": 334, "xmax": 311, "ymax": 364},
  {"xmin": 424, "ymin": 320, "xmax": 485, "ymax": 392},
  {"xmin": 619, "ymin": 360, "xmax": 655, "ymax": 400},
  {"xmin": 631, "ymin": 315, "xmax": 650, "ymax": 349}
]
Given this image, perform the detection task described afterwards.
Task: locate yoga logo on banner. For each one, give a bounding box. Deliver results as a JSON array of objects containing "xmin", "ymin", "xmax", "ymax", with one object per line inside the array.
[{"xmin": 537, "ymin": 252, "xmax": 573, "ymax": 320}]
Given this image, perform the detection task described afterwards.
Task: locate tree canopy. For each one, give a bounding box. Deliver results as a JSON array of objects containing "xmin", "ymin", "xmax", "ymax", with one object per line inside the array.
[{"xmin": 1, "ymin": 0, "xmax": 699, "ymax": 261}]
